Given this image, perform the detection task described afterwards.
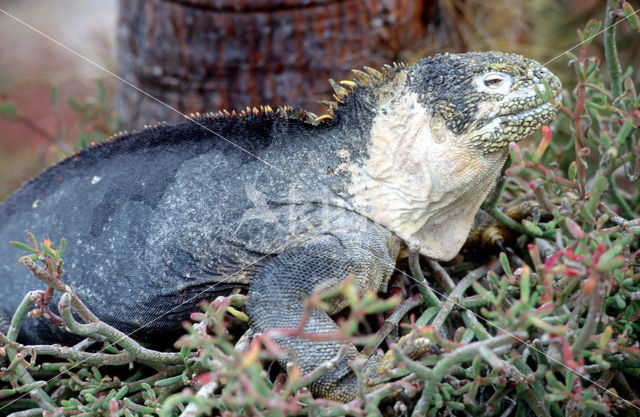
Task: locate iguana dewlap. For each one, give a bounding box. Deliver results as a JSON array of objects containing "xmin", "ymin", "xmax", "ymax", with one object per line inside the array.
[{"xmin": 0, "ymin": 52, "xmax": 561, "ymax": 401}]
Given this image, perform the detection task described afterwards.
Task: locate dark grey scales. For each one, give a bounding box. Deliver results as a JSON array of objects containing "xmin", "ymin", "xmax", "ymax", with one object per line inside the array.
[{"xmin": 0, "ymin": 52, "xmax": 561, "ymax": 401}]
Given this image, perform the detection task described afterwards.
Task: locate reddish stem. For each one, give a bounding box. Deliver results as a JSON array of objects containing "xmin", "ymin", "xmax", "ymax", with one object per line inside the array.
[{"xmin": 572, "ymin": 47, "xmax": 589, "ymax": 197}]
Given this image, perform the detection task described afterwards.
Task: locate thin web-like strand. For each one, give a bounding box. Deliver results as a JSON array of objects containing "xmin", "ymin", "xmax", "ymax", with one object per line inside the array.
[
  {"xmin": 544, "ymin": 7, "xmax": 640, "ymax": 66},
  {"xmin": 0, "ymin": 5, "xmax": 638, "ymax": 413},
  {"xmin": 0, "ymin": 9, "xmax": 283, "ymax": 177}
]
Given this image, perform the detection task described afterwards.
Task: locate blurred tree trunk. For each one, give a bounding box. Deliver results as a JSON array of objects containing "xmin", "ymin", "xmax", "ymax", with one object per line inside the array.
[
  {"xmin": 116, "ymin": 0, "xmax": 538, "ymax": 128},
  {"xmin": 115, "ymin": 0, "xmax": 426, "ymax": 128}
]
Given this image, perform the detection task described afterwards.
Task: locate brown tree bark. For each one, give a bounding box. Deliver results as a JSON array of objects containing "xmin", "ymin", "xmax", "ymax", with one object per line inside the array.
[{"xmin": 115, "ymin": 0, "xmax": 426, "ymax": 128}]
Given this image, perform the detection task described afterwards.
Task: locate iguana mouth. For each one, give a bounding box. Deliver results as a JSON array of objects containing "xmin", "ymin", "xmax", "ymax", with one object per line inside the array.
[
  {"xmin": 500, "ymin": 99, "xmax": 555, "ymax": 120},
  {"xmin": 466, "ymin": 89, "xmax": 560, "ymax": 153},
  {"xmin": 497, "ymin": 85, "xmax": 561, "ymax": 116}
]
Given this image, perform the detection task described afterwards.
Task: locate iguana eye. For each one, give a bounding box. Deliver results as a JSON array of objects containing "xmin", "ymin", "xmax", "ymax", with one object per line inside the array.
[
  {"xmin": 484, "ymin": 75, "xmax": 504, "ymax": 87},
  {"xmin": 474, "ymin": 72, "xmax": 512, "ymax": 94}
]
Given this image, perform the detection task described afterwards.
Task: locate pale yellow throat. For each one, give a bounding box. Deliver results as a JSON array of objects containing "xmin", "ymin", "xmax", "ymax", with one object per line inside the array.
[{"xmin": 348, "ymin": 91, "xmax": 507, "ymax": 260}]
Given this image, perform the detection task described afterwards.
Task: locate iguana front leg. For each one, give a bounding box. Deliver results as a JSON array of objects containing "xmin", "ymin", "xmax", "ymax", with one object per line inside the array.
[
  {"xmin": 467, "ymin": 195, "xmax": 548, "ymax": 251},
  {"xmin": 245, "ymin": 228, "xmax": 430, "ymax": 401}
]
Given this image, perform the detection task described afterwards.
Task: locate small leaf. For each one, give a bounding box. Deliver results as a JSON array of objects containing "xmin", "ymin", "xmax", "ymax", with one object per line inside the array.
[
  {"xmin": 615, "ymin": 118, "xmax": 634, "ymax": 146},
  {"xmin": 77, "ymin": 131, "xmax": 88, "ymax": 149},
  {"xmin": 599, "ymin": 325, "xmax": 613, "ymax": 350},
  {"xmin": 585, "ymin": 100, "xmax": 606, "ymax": 112},
  {"xmin": 597, "ymin": 255, "xmax": 625, "ymax": 272},
  {"xmin": 0, "ymin": 101, "xmax": 19, "ymax": 119},
  {"xmin": 564, "ymin": 218, "xmax": 584, "ymax": 240},
  {"xmin": 533, "ymin": 126, "xmax": 552, "ymax": 163},
  {"xmin": 27, "ymin": 232, "xmax": 37, "ymax": 249},
  {"xmin": 528, "ymin": 316, "xmax": 567, "ymax": 334},
  {"xmin": 583, "ymin": 400, "xmax": 610, "ymax": 413},
  {"xmin": 546, "ymin": 393, "xmax": 569, "ymax": 402},
  {"xmin": 596, "ymin": 244, "xmax": 624, "ymax": 269},
  {"xmin": 342, "ymin": 279, "xmax": 358, "ymax": 307},
  {"xmin": 508, "ymin": 142, "xmax": 523, "ymax": 164},
  {"xmin": 66, "ymin": 97, "xmax": 82, "ymax": 112},
  {"xmin": 154, "ymin": 374, "xmax": 184, "ymax": 387},
  {"xmin": 83, "ymin": 393, "xmax": 99, "ymax": 403},
  {"xmin": 447, "ymin": 401, "xmax": 465, "ymax": 411},
  {"xmin": 240, "ymin": 339, "xmax": 261, "ymax": 370},
  {"xmin": 96, "ymin": 80, "xmax": 105, "ymax": 104},
  {"xmin": 520, "ymin": 265, "xmax": 531, "ymax": 303},
  {"xmin": 9, "ymin": 241, "xmax": 37, "ymax": 254},
  {"xmin": 568, "ymin": 161, "xmax": 577, "ymax": 181},
  {"xmin": 623, "ymin": 2, "xmax": 640, "ymax": 31},
  {"xmin": 58, "ymin": 237, "xmax": 66, "ymax": 257},
  {"xmin": 499, "ymin": 252, "xmax": 512, "ymax": 277},
  {"xmin": 614, "ymin": 293, "xmax": 627, "ymax": 309},
  {"xmin": 226, "ymin": 306, "xmax": 249, "ymax": 322},
  {"xmin": 582, "ymin": 19, "xmax": 603, "ymax": 44},
  {"xmin": 546, "ymin": 370, "xmax": 565, "ymax": 391},
  {"xmin": 91, "ymin": 366, "xmax": 102, "ymax": 381},
  {"xmin": 363, "ymin": 295, "xmax": 400, "ymax": 314},
  {"xmin": 565, "ymin": 51, "xmax": 578, "ymax": 62},
  {"xmin": 41, "ymin": 241, "xmax": 58, "ymax": 259},
  {"xmin": 599, "ymin": 132, "xmax": 612, "ymax": 148},
  {"xmin": 115, "ymin": 386, "xmax": 129, "ymax": 400},
  {"xmin": 416, "ymin": 306, "xmax": 438, "ymax": 327},
  {"xmin": 472, "ymin": 282, "xmax": 496, "ymax": 304},
  {"xmin": 522, "ymin": 219, "xmax": 544, "ymax": 236},
  {"xmin": 471, "ymin": 356, "xmax": 482, "ymax": 377},
  {"xmin": 488, "ymin": 270, "xmax": 501, "ymax": 287},
  {"xmin": 50, "ymin": 85, "xmax": 58, "ymax": 110}
]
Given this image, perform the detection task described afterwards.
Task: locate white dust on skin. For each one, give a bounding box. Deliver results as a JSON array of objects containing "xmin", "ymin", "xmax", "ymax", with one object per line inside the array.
[{"xmin": 347, "ymin": 90, "xmax": 507, "ymax": 260}]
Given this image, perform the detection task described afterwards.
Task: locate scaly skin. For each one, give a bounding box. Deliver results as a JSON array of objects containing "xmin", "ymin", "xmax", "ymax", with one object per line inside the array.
[{"xmin": 0, "ymin": 52, "xmax": 561, "ymax": 401}]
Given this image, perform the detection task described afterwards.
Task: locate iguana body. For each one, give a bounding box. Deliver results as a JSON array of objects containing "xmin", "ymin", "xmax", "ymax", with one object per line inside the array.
[{"xmin": 0, "ymin": 52, "xmax": 561, "ymax": 401}]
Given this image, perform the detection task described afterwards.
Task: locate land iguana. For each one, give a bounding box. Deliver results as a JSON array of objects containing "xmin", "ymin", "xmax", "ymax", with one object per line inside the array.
[{"xmin": 0, "ymin": 52, "xmax": 561, "ymax": 401}]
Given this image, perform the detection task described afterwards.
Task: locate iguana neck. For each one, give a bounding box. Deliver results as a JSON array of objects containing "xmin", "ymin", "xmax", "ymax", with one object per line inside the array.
[{"xmin": 328, "ymin": 77, "xmax": 508, "ymax": 261}]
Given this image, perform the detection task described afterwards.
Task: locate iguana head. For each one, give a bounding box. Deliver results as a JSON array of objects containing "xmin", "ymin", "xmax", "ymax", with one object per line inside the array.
[
  {"xmin": 337, "ymin": 52, "xmax": 561, "ymax": 260},
  {"xmin": 406, "ymin": 52, "xmax": 562, "ymax": 153}
]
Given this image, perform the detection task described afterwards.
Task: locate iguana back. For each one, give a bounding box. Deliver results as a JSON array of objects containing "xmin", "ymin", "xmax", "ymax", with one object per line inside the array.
[{"xmin": 0, "ymin": 111, "xmax": 366, "ymax": 342}]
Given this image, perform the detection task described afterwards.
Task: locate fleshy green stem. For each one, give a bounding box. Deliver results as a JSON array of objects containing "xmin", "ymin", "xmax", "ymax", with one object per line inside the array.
[
  {"xmin": 408, "ymin": 246, "xmax": 441, "ymax": 308},
  {"xmin": 415, "ymin": 332, "xmax": 527, "ymax": 416},
  {"xmin": 571, "ymin": 284, "xmax": 602, "ymax": 358},
  {"xmin": 22, "ymin": 345, "xmax": 137, "ymax": 366},
  {"xmin": 481, "ymin": 202, "xmax": 544, "ymax": 238},
  {"xmin": 6, "ymin": 408, "xmax": 45, "ymax": 417},
  {"xmin": 58, "ymin": 293, "xmax": 185, "ymax": 365},
  {"xmin": 5, "ymin": 292, "xmax": 56, "ymax": 412},
  {"xmin": 430, "ymin": 268, "xmax": 486, "ymax": 333},
  {"xmin": 20, "ymin": 257, "xmax": 99, "ymax": 324},
  {"xmin": 481, "ymin": 172, "xmax": 539, "ymax": 236},
  {"xmin": 587, "ymin": 172, "xmax": 609, "ymax": 216},
  {"xmin": 604, "ymin": 0, "xmax": 622, "ymax": 100}
]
